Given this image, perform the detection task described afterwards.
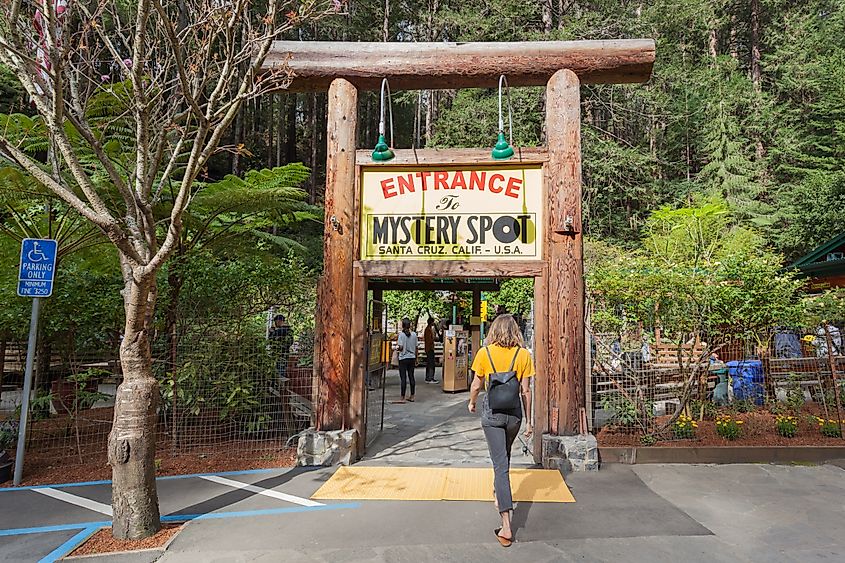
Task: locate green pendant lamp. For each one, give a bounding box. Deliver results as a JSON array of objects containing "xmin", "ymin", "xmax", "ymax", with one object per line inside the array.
[
  {"xmin": 492, "ymin": 75, "xmax": 515, "ymax": 160},
  {"xmin": 492, "ymin": 132, "xmax": 514, "ymax": 160},
  {"xmin": 372, "ymin": 78, "xmax": 395, "ymax": 162}
]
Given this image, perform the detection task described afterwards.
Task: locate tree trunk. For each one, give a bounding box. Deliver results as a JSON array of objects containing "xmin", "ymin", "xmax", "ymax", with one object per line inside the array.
[
  {"xmin": 542, "ymin": 0, "xmax": 553, "ymax": 33},
  {"xmin": 309, "ymin": 92, "xmax": 319, "ymax": 204},
  {"xmin": 750, "ymin": 0, "xmax": 762, "ymax": 90},
  {"xmin": 383, "ymin": 0, "xmax": 390, "ymax": 42},
  {"xmin": 285, "ymin": 94, "xmax": 297, "ymax": 164},
  {"xmin": 708, "ymin": 28, "xmax": 718, "ymax": 62},
  {"xmin": 232, "ymin": 106, "xmax": 243, "ymax": 176},
  {"xmin": 276, "ymin": 94, "xmax": 283, "ymax": 166},
  {"xmin": 750, "ymin": 0, "xmax": 765, "ymax": 161},
  {"xmin": 0, "ymin": 337, "xmax": 5, "ymax": 405},
  {"xmin": 109, "ymin": 274, "xmax": 161, "ymax": 540}
]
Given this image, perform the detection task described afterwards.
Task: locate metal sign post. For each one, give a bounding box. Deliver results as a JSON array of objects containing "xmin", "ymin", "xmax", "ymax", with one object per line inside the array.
[{"xmin": 13, "ymin": 239, "xmax": 57, "ymax": 486}]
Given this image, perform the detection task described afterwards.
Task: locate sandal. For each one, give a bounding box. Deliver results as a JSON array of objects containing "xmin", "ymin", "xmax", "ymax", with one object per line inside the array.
[
  {"xmin": 407, "ymin": 396, "xmax": 415, "ymax": 402},
  {"xmin": 494, "ymin": 528, "xmax": 513, "ymax": 548}
]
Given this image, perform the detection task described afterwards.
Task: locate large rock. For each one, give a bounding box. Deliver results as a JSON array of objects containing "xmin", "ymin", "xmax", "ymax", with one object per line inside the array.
[
  {"xmin": 296, "ymin": 429, "xmax": 359, "ymax": 466},
  {"xmin": 542, "ymin": 433, "xmax": 599, "ymax": 473}
]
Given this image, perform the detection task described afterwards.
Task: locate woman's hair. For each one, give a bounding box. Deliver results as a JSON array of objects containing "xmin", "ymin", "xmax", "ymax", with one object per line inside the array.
[
  {"xmin": 402, "ymin": 318, "xmax": 411, "ymax": 336},
  {"xmin": 485, "ymin": 314, "xmax": 524, "ymax": 348}
]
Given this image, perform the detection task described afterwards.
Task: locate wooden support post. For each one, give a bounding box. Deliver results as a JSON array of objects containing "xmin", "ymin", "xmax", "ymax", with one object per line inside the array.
[
  {"xmin": 471, "ymin": 288, "xmax": 482, "ymax": 367},
  {"xmin": 546, "ymin": 69, "xmax": 585, "ymax": 436},
  {"xmin": 532, "ymin": 267, "xmax": 549, "ymax": 460},
  {"xmin": 349, "ymin": 266, "xmax": 367, "ymax": 453},
  {"xmin": 316, "ymin": 78, "xmax": 358, "ymax": 430}
]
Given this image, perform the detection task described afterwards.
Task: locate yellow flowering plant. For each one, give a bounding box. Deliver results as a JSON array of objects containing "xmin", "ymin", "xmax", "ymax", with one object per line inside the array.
[
  {"xmin": 672, "ymin": 414, "xmax": 698, "ymax": 439},
  {"xmin": 775, "ymin": 415, "xmax": 798, "ymax": 438},
  {"xmin": 815, "ymin": 417, "xmax": 843, "ymax": 438},
  {"xmin": 715, "ymin": 414, "xmax": 743, "ymax": 440}
]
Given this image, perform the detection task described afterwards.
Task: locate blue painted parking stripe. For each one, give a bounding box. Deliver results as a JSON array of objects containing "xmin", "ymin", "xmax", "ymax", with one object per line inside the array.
[
  {"xmin": 0, "ymin": 521, "xmax": 109, "ymax": 537},
  {"xmin": 161, "ymin": 502, "xmax": 361, "ymax": 522},
  {"xmin": 38, "ymin": 524, "xmax": 101, "ymax": 563},
  {"xmin": 0, "ymin": 502, "xmax": 359, "ymax": 537},
  {"xmin": 0, "ymin": 467, "xmax": 281, "ymax": 492}
]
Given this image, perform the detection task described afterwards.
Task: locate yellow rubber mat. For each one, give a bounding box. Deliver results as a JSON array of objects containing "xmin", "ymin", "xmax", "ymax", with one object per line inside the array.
[{"xmin": 311, "ymin": 466, "xmax": 575, "ymax": 503}]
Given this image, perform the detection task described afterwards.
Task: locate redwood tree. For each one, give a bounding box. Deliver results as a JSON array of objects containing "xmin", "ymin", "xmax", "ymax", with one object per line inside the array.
[{"xmin": 0, "ymin": 0, "xmax": 337, "ymax": 539}]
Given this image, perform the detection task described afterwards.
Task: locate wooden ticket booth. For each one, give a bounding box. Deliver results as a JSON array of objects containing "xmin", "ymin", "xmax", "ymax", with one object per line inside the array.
[{"xmin": 261, "ymin": 40, "xmax": 655, "ymax": 462}]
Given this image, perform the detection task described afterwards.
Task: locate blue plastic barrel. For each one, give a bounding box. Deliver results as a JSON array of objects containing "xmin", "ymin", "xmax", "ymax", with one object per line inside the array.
[{"xmin": 726, "ymin": 360, "xmax": 765, "ymax": 405}]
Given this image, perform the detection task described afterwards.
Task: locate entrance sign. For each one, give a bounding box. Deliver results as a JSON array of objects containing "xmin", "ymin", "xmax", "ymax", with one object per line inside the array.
[
  {"xmin": 360, "ymin": 165, "xmax": 543, "ymax": 261},
  {"xmin": 17, "ymin": 238, "xmax": 58, "ymax": 297}
]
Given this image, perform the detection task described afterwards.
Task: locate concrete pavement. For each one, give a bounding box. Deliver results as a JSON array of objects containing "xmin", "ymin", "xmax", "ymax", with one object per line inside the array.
[{"xmin": 3, "ymin": 367, "xmax": 845, "ymax": 561}]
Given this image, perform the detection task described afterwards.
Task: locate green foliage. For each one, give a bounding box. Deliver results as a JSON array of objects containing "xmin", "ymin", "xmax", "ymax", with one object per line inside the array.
[
  {"xmin": 689, "ymin": 399, "xmax": 718, "ymax": 420},
  {"xmin": 784, "ymin": 374, "xmax": 807, "ymax": 414},
  {"xmin": 0, "ymin": 65, "xmax": 26, "ymax": 114},
  {"xmin": 157, "ymin": 337, "xmax": 278, "ymax": 432},
  {"xmin": 0, "ymin": 424, "xmax": 15, "ymax": 451},
  {"xmin": 600, "ymin": 392, "xmax": 639, "ymax": 428},
  {"xmin": 587, "ymin": 197, "xmax": 803, "ymax": 342},
  {"xmin": 382, "ymin": 291, "xmax": 452, "ymax": 328},
  {"xmin": 802, "ymin": 289, "xmax": 845, "ymax": 327},
  {"xmin": 639, "ymin": 434, "xmax": 658, "ymax": 446},
  {"xmin": 488, "ymin": 279, "xmax": 534, "ymax": 317},
  {"xmin": 815, "ymin": 417, "xmax": 843, "ymax": 438},
  {"xmin": 775, "ymin": 415, "xmax": 798, "ymax": 438},
  {"xmin": 715, "ymin": 414, "xmax": 744, "ymax": 440},
  {"xmin": 672, "ymin": 414, "xmax": 698, "ymax": 439}
]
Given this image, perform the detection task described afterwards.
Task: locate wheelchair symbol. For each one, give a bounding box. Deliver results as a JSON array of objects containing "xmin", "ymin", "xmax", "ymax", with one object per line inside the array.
[{"xmin": 27, "ymin": 242, "xmax": 50, "ymax": 262}]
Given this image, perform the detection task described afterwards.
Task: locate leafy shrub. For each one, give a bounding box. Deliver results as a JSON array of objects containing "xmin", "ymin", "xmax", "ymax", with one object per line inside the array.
[
  {"xmin": 601, "ymin": 393, "xmax": 639, "ymax": 428},
  {"xmin": 815, "ymin": 417, "xmax": 843, "ymax": 438},
  {"xmin": 775, "ymin": 415, "xmax": 798, "ymax": 438},
  {"xmin": 640, "ymin": 434, "xmax": 657, "ymax": 446},
  {"xmin": 690, "ymin": 399, "xmax": 717, "ymax": 420},
  {"xmin": 672, "ymin": 414, "xmax": 698, "ymax": 439},
  {"xmin": 0, "ymin": 426, "xmax": 15, "ymax": 451},
  {"xmin": 715, "ymin": 415, "xmax": 743, "ymax": 440}
]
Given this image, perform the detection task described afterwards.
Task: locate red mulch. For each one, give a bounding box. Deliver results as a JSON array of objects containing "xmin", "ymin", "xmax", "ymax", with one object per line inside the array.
[
  {"xmin": 69, "ymin": 524, "xmax": 182, "ymax": 557},
  {"xmin": 3, "ymin": 446, "xmax": 296, "ymax": 487},
  {"xmin": 597, "ymin": 404, "xmax": 845, "ymax": 447}
]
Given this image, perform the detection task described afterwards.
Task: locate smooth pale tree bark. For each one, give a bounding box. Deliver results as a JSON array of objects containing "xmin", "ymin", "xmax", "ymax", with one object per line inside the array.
[
  {"xmin": 0, "ymin": 0, "xmax": 338, "ymax": 540},
  {"xmin": 109, "ymin": 275, "xmax": 161, "ymax": 538}
]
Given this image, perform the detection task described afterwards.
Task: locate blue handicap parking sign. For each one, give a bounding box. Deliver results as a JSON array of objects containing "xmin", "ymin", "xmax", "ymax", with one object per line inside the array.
[{"xmin": 17, "ymin": 239, "xmax": 58, "ymax": 298}]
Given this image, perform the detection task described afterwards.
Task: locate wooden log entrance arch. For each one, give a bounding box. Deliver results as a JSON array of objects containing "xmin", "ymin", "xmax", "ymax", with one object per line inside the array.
[{"xmin": 261, "ymin": 40, "xmax": 655, "ymax": 461}]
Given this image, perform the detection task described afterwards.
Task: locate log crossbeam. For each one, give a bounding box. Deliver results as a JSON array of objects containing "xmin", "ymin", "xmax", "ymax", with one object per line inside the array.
[{"xmin": 262, "ymin": 40, "xmax": 655, "ymax": 92}]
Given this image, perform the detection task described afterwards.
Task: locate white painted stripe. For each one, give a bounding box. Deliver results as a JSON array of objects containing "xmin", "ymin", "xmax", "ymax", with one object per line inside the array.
[
  {"xmin": 199, "ymin": 475, "xmax": 324, "ymax": 507},
  {"xmin": 34, "ymin": 487, "xmax": 113, "ymax": 516}
]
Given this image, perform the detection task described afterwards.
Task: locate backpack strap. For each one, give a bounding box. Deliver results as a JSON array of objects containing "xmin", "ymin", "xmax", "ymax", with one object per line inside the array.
[
  {"xmin": 484, "ymin": 346, "xmax": 498, "ymax": 374},
  {"xmin": 508, "ymin": 348, "xmax": 521, "ymax": 372}
]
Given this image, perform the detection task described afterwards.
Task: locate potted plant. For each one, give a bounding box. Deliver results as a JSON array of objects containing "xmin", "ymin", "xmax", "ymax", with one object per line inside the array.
[{"xmin": 0, "ymin": 421, "xmax": 15, "ymax": 484}]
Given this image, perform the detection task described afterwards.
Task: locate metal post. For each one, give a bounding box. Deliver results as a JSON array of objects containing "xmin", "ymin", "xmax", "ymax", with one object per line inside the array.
[{"xmin": 13, "ymin": 297, "xmax": 41, "ymax": 486}]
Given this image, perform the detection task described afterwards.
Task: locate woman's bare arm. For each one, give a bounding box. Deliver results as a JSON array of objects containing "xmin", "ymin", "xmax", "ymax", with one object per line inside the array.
[
  {"xmin": 468, "ymin": 375, "xmax": 484, "ymax": 412},
  {"xmin": 521, "ymin": 376, "xmax": 533, "ymax": 437}
]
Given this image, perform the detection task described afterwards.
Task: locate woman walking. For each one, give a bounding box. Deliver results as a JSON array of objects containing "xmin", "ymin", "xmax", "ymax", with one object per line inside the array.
[
  {"xmin": 395, "ymin": 318, "xmax": 418, "ymax": 402},
  {"xmin": 468, "ymin": 314, "xmax": 534, "ymax": 547}
]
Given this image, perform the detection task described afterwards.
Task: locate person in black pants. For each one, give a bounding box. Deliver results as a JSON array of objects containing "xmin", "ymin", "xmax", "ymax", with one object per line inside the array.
[
  {"xmin": 395, "ymin": 318, "xmax": 418, "ymax": 402},
  {"xmin": 468, "ymin": 315, "xmax": 534, "ymax": 547},
  {"xmin": 423, "ymin": 317, "xmax": 439, "ymax": 383}
]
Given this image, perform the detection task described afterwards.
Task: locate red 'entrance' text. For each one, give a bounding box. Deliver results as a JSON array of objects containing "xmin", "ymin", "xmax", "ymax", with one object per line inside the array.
[{"xmin": 380, "ymin": 170, "xmax": 522, "ymax": 200}]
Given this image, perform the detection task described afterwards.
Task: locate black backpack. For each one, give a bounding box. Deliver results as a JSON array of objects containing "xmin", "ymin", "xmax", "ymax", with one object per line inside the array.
[{"xmin": 484, "ymin": 347, "xmax": 522, "ymax": 412}]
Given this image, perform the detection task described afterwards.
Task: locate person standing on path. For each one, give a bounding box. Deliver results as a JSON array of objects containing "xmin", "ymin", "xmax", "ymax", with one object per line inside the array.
[
  {"xmin": 423, "ymin": 317, "xmax": 439, "ymax": 383},
  {"xmin": 395, "ymin": 318, "xmax": 418, "ymax": 402},
  {"xmin": 468, "ymin": 314, "xmax": 534, "ymax": 547}
]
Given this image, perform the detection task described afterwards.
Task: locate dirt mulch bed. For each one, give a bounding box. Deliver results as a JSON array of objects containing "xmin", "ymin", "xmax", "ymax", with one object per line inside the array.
[
  {"xmin": 69, "ymin": 524, "xmax": 182, "ymax": 557},
  {"xmin": 3, "ymin": 445, "xmax": 296, "ymax": 488},
  {"xmin": 597, "ymin": 405, "xmax": 845, "ymax": 448}
]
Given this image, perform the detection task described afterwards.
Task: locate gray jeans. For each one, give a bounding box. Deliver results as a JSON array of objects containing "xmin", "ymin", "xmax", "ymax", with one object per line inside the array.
[{"xmin": 482, "ymin": 411, "xmax": 522, "ymax": 513}]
